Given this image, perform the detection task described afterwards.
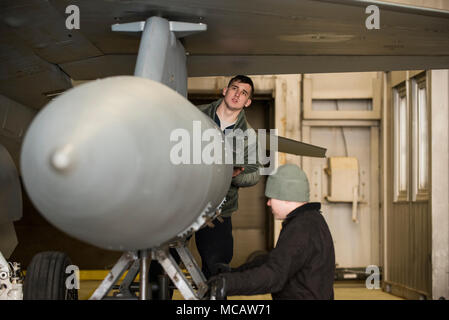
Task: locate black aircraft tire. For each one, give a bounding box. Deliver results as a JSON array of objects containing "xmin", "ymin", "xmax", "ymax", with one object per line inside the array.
[{"xmin": 23, "ymin": 251, "xmax": 78, "ymax": 300}]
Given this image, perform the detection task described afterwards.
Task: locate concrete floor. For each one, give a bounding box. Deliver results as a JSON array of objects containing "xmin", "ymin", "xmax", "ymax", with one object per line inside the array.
[{"xmin": 78, "ymin": 280, "xmax": 403, "ymax": 300}]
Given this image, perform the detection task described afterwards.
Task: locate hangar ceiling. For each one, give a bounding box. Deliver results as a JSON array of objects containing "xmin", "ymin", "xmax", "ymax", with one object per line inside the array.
[{"xmin": 0, "ymin": 0, "xmax": 449, "ymax": 110}]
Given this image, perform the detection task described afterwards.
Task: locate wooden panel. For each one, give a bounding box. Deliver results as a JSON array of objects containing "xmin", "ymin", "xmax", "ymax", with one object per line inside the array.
[
  {"xmin": 284, "ymin": 75, "xmax": 301, "ymax": 165},
  {"xmin": 303, "ymin": 73, "xmax": 382, "ymax": 120},
  {"xmin": 308, "ymin": 72, "xmax": 378, "ymax": 99},
  {"xmin": 272, "ymin": 74, "xmax": 302, "ymax": 245},
  {"xmin": 303, "ymin": 120, "xmax": 379, "ymax": 127}
]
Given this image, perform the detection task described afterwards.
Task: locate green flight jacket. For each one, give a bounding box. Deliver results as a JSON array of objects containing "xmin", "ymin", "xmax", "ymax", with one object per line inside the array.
[{"xmin": 197, "ymin": 99, "xmax": 261, "ymax": 217}]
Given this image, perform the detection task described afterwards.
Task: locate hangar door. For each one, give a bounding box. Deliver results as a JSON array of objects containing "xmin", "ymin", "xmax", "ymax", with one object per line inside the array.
[{"xmin": 302, "ymin": 100, "xmax": 381, "ymax": 270}]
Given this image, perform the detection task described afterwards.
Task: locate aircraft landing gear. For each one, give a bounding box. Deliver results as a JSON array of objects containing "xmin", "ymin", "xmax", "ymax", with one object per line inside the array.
[
  {"xmin": 0, "ymin": 252, "xmax": 23, "ymax": 300},
  {"xmin": 23, "ymin": 251, "xmax": 78, "ymax": 300}
]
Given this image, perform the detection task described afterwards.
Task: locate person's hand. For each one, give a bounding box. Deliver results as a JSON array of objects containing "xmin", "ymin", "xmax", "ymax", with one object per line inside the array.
[
  {"xmin": 207, "ymin": 276, "xmax": 227, "ymax": 300},
  {"xmin": 232, "ymin": 167, "xmax": 244, "ymax": 177}
]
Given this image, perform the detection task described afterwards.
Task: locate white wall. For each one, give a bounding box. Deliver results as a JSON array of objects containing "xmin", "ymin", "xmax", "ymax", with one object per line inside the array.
[{"xmin": 430, "ymin": 69, "xmax": 449, "ymax": 300}]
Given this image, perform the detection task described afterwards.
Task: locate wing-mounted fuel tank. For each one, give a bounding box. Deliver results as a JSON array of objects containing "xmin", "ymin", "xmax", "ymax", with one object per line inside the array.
[{"xmin": 20, "ymin": 76, "xmax": 233, "ymax": 251}]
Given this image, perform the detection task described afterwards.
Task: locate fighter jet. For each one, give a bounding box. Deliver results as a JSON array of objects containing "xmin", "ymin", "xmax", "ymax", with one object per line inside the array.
[{"xmin": 0, "ymin": 0, "xmax": 448, "ymax": 300}]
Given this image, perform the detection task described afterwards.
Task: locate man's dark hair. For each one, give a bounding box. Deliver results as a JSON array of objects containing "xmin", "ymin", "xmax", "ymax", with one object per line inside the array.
[{"xmin": 227, "ymin": 75, "xmax": 254, "ymax": 98}]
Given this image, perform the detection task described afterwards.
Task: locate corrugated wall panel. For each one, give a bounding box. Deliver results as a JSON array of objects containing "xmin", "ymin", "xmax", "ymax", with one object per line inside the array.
[
  {"xmin": 387, "ymin": 203, "xmax": 430, "ymax": 298},
  {"xmin": 385, "ymin": 72, "xmax": 432, "ymax": 299}
]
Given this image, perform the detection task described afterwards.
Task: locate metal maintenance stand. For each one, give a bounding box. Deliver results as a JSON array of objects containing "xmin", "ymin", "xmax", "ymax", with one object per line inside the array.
[{"xmin": 89, "ymin": 238, "xmax": 208, "ymax": 300}]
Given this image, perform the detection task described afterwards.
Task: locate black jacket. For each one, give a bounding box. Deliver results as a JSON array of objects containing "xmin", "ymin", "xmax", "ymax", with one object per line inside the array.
[{"xmin": 221, "ymin": 203, "xmax": 335, "ymax": 299}]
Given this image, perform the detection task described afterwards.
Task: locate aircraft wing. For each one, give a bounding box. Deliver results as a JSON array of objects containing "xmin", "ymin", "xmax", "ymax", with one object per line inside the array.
[{"xmin": 1, "ymin": 0, "xmax": 448, "ymax": 111}]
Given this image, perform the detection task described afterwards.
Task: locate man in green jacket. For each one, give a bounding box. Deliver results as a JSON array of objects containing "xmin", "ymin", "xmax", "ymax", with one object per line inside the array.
[{"xmin": 195, "ymin": 75, "xmax": 261, "ymax": 278}]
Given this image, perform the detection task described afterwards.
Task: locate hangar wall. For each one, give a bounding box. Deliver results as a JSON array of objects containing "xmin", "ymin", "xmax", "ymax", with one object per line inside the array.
[
  {"xmin": 10, "ymin": 71, "xmax": 448, "ymax": 297},
  {"xmin": 301, "ymin": 72, "xmax": 381, "ymax": 270},
  {"xmin": 382, "ymin": 69, "xmax": 449, "ymax": 300},
  {"xmin": 190, "ymin": 71, "xmax": 448, "ymax": 300}
]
